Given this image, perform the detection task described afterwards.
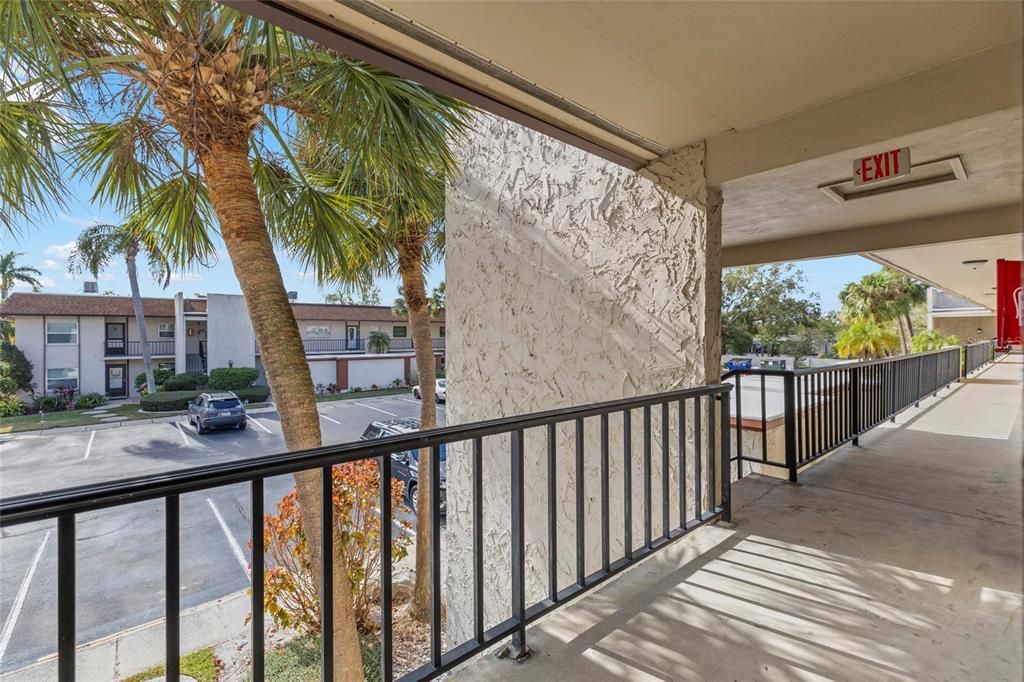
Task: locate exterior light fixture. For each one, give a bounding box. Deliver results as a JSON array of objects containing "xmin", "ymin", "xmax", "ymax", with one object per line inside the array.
[{"xmin": 961, "ymin": 259, "xmax": 988, "ymax": 270}]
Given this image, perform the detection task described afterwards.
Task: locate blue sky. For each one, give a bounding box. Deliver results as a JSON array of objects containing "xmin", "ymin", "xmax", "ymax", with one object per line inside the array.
[{"xmin": 6, "ymin": 187, "xmax": 878, "ymax": 312}]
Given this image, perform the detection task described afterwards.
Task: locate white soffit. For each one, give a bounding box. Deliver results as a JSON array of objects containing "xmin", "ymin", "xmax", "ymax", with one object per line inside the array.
[{"xmin": 870, "ymin": 233, "xmax": 1024, "ymax": 310}]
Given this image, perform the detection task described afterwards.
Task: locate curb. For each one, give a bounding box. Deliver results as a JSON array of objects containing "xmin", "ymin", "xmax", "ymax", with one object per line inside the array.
[{"xmin": 0, "ymin": 591, "xmax": 251, "ymax": 682}]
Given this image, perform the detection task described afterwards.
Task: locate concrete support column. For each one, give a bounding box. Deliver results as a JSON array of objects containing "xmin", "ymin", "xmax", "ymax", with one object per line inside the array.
[{"xmin": 443, "ymin": 114, "xmax": 722, "ymax": 645}]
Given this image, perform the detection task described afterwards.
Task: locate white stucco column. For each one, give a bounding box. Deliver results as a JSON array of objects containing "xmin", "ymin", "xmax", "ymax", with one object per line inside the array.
[
  {"xmin": 173, "ymin": 292, "xmax": 186, "ymax": 372},
  {"xmin": 443, "ymin": 115, "xmax": 722, "ymax": 645}
]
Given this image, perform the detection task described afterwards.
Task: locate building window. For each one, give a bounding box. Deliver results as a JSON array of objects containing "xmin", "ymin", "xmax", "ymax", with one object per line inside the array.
[
  {"xmin": 306, "ymin": 325, "xmax": 330, "ymax": 338},
  {"xmin": 46, "ymin": 321, "xmax": 78, "ymax": 344},
  {"xmin": 393, "ymin": 326, "xmax": 407, "ymax": 338},
  {"xmin": 158, "ymin": 362, "xmax": 175, "ymax": 371},
  {"xmin": 439, "ymin": 326, "xmax": 445, "ymax": 338},
  {"xmin": 158, "ymin": 323, "xmax": 175, "ymax": 338},
  {"xmin": 46, "ymin": 368, "xmax": 78, "ymax": 392}
]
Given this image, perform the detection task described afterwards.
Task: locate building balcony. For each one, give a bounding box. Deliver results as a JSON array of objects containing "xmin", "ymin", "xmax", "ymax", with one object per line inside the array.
[
  {"xmin": 300, "ymin": 336, "xmax": 446, "ymax": 354},
  {"xmin": 104, "ymin": 339, "xmax": 176, "ymax": 357}
]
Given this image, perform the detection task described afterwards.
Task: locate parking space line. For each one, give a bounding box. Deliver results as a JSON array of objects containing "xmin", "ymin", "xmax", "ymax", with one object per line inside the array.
[
  {"xmin": 318, "ymin": 412, "xmax": 341, "ymax": 425},
  {"xmin": 82, "ymin": 430, "xmax": 96, "ymax": 460},
  {"xmin": 175, "ymin": 422, "xmax": 191, "ymax": 447},
  {"xmin": 247, "ymin": 416, "xmax": 273, "ymax": 434},
  {"xmin": 352, "ymin": 402, "xmax": 398, "ymax": 417},
  {"xmin": 206, "ymin": 498, "xmax": 251, "ymax": 580},
  {"xmin": 397, "ymin": 398, "xmax": 421, "ymax": 405},
  {"xmin": 0, "ymin": 530, "xmax": 50, "ymax": 666}
]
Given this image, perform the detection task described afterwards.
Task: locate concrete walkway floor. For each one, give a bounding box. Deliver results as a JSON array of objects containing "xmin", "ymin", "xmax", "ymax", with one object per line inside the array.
[{"xmin": 453, "ymin": 355, "xmax": 1023, "ymax": 681}]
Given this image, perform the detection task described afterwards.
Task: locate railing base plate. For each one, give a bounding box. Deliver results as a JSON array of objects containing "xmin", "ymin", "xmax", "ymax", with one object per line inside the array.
[{"xmin": 495, "ymin": 643, "xmax": 533, "ymax": 663}]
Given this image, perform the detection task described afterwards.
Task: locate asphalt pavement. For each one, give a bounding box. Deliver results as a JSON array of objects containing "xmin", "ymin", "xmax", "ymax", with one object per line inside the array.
[{"xmin": 0, "ymin": 393, "xmax": 444, "ymax": 674}]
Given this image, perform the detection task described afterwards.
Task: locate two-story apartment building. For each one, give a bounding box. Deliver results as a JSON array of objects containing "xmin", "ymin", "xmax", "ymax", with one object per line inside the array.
[
  {"xmin": 926, "ymin": 287, "xmax": 996, "ymax": 342},
  {"xmin": 0, "ymin": 292, "xmax": 445, "ymax": 399}
]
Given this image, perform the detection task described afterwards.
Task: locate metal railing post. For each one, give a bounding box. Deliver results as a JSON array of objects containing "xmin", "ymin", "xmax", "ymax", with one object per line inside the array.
[
  {"xmin": 783, "ymin": 373, "xmax": 798, "ymax": 482},
  {"xmin": 851, "ymin": 365, "xmax": 861, "ymax": 446},
  {"xmin": 720, "ymin": 389, "xmax": 732, "ymax": 522}
]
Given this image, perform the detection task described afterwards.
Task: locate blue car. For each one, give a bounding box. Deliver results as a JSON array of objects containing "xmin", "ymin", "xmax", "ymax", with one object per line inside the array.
[
  {"xmin": 360, "ymin": 418, "xmax": 446, "ymax": 515},
  {"xmin": 725, "ymin": 357, "xmax": 753, "ymax": 371}
]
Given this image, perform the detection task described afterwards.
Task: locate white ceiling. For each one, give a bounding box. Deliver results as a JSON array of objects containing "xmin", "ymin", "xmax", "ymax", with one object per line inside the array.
[{"xmin": 871, "ymin": 233, "xmax": 1023, "ymax": 310}]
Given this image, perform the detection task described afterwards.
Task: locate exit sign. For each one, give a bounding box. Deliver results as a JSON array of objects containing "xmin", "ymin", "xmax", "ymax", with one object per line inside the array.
[{"xmin": 853, "ymin": 147, "xmax": 910, "ymax": 186}]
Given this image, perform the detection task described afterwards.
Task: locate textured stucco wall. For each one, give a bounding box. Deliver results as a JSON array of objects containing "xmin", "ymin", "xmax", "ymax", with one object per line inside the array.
[
  {"xmin": 443, "ymin": 114, "xmax": 719, "ymax": 645},
  {"xmin": 930, "ymin": 314, "xmax": 996, "ymax": 341}
]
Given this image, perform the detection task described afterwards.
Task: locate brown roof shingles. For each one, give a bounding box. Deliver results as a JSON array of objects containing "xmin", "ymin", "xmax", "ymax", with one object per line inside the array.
[{"xmin": 0, "ymin": 292, "xmax": 443, "ymax": 323}]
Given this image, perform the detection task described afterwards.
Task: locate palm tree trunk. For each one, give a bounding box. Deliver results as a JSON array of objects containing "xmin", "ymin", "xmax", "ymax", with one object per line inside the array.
[
  {"xmin": 895, "ymin": 317, "xmax": 908, "ymax": 355},
  {"xmin": 903, "ymin": 312, "xmax": 915, "ymax": 340},
  {"xmin": 397, "ymin": 232, "xmax": 437, "ymax": 623},
  {"xmin": 125, "ymin": 244, "xmax": 156, "ymax": 394},
  {"xmin": 198, "ymin": 140, "xmax": 363, "ymax": 681}
]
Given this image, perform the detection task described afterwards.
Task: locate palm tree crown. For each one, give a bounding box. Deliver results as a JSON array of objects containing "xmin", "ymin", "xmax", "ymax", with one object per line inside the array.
[{"xmin": 0, "ymin": 251, "xmax": 43, "ymax": 301}]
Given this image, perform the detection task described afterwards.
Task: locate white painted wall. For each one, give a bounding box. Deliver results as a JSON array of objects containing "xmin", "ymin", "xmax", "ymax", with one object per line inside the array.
[
  {"xmin": 443, "ymin": 114, "xmax": 717, "ymax": 643},
  {"xmin": 206, "ymin": 294, "xmax": 256, "ymax": 371},
  {"xmin": 308, "ymin": 360, "xmax": 337, "ymax": 387},
  {"xmin": 348, "ymin": 358, "xmax": 404, "ymax": 389},
  {"xmin": 12, "ymin": 316, "xmax": 44, "ymax": 399},
  {"xmin": 79, "ymin": 317, "xmax": 106, "ymax": 395}
]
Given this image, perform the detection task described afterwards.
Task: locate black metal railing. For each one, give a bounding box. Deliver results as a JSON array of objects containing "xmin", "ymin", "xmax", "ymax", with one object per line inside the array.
[
  {"xmin": 104, "ymin": 339, "xmax": 176, "ymax": 356},
  {"xmin": 963, "ymin": 340, "xmax": 996, "ymax": 376},
  {"xmin": 723, "ymin": 347, "xmax": 961, "ymax": 482},
  {"xmin": 0, "ymin": 383, "xmax": 732, "ymax": 682},
  {"xmin": 301, "ymin": 337, "xmax": 446, "ymax": 354}
]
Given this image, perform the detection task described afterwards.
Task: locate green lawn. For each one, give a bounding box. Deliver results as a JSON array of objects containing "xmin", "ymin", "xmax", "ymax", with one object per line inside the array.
[{"xmin": 121, "ymin": 648, "xmax": 219, "ymax": 682}]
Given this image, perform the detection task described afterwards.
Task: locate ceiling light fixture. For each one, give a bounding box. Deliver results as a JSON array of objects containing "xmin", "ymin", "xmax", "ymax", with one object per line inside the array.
[{"xmin": 961, "ymin": 259, "xmax": 988, "ymax": 270}]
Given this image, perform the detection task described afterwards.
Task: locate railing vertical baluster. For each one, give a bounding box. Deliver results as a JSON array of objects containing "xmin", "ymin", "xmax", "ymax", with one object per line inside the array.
[
  {"xmin": 510, "ymin": 431, "xmax": 527, "ymax": 657},
  {"xmin": 816, "ymin": 372, "xmax": 823, "ymax": 454},
  {"xmin": 430, "ymin": 444, "xmax": 443, "ymax": 668},
  {"xmin": 720, "ymin": 389, "xmax": 732, "ymax": 523},
  {"xmin": 57, "ymin": 514, "xmax": 75, "ymax": 682},
  {"xmin": 379, "ymin": 457, "xmax": 393, "ymax": 681},
  {"xmin": 759, "ymin": 374, "xmax": 767, "ymax": 462},
  {"xmin": 166, "ymin": 495, "xmax": 180, "ymax": 681},
  {"xmin": 678, "ymin": 399, "xmax": 687, "ymax": 529},
  {"xmin": 251, "ymin": 480, "xmax": 264, "ymax": 682},
  {"xmin": 734, "ymin": 374, "xmax": 743, "ymax": 480},
  {"xmin": 642, "ymin": 405, "xmax": 652, "ymax": 550},
  {"xmin": 321, "ymin": 466, "xmax": 333, "ymax": 682},
  {"xmin": 622, "ymin": 409, "xmax": 633, "ymax": 560},
  {"xmin": 708, "ymin": 393, "xmax": 716, "ymax": 514},
  {"xmin": 795, "ymin": 373, "xmax": 803, "ymax": 460},
  {"xmin": 473, "ymin": 437, "xmax": 484, "ymax": 643},
  {"xmin": 600, "ymin": 414, "xmax": 610, "ymax": 573},
  {"xmin": 574, "ymin": 419, "xmax": 585, "ymax": 587},
  {"xmin": 694, "ymin": 396, "xmax": 702, "ymax": 521},
  {"xmin": 546, "ymin": 423, "xmax": 558, "ymax": 602},
  {"xmin": 661, "ymin": 402, "xmax": 670, "ymax": 540},
  {"xmin": 851, "ymin": 367, "xmax": 860, "ymax": 445},
  {"xmin": 783, "ymin": 373, "xmax": 797, "ymax": 482}
]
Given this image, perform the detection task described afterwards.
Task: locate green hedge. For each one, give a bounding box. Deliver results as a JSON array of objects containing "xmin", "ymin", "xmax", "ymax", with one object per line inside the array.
[
  {"xmin": 140, "ymin": 390, "xmax": 200, "ymax": 412},
  {"xmin": 134, "ymin": 367, "xmax": 175, "ymax": 390},
  {"xmin": 209, "ymin": 367, "xmax": 259, "ymax": 390},
  {"xmin": 164, "ymin": 372, "xmax": 208, "ymax": 391},
  {"xmin": 234, "ymin": 386, "xmax": 270, "ymax": 403}
]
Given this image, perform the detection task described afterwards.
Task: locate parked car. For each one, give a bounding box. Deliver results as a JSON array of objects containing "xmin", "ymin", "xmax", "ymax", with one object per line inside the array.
[
  {"xmin": 188, "ymin": 391, "xmax": 247, "ymax": 434},
  {"xmin": 725, "ymin": 357, "xmax": 753, "ymax": 371},
  {"xmin": 412, "ymin": 378, "xmax": 446, "ymax": 402},
  {"xmin": 360, "ymin": 418, "xmax": 446, "ymax": 515}
]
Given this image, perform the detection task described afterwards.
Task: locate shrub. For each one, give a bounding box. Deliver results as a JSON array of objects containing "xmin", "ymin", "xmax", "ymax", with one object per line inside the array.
[
  {"xmin": 259, "ymin": 461, "xmax": 410, "ymax": 635},
  {"xmin": 234, "ymin": 386, "xmax": 270, "ymax": 403},
  {"xmin": 164, "ymin": 372, "xmax": 208, "ymax": 391},
  {"xmin": 33, "ymin": 394, "xmax": 67, "ymax": 413},
  {"xmin": 209, "ymin": 367, "xmax": 259, "ymax": 390},
  {"xmin": 0, "ymin": 395, "xmax": 26, "ymax": 417},
  {"xmin": 140, "ymin": 390, "xmax": 200, "ymax": 412},
  {"xmin": 0, "ymin": 343, "xmax": 34, "ymax": 393},
  {"xmin": 366, "ymin": 331, "xmax": 390, "ymax": 354},
  {"xmin": 258, "ymin": 634, "xmax": 381, "ymax": 682},
  {"xmin": 74, "ymin": 392, "xmax": 107, "ymax": 410},
  {"xmin": 134, "ymin": 367, "xmax": 175, "ymax": 390}
]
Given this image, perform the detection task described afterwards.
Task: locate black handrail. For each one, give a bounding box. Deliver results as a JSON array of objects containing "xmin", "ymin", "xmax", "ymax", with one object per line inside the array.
[
  {"xmin": 0, "ymin": 382, "xmax": 732, "ymax": 682},
  {"xmin": 963, "ymin": 340, "xmax": 996, "ymax": 376},
  {"xmin": 723, "ymin": 347, "xmax": 962, "ymax": 482}
]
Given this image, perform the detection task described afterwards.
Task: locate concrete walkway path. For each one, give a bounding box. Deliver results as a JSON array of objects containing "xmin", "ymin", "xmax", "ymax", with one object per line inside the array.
[{"xmin": 453, "ymin": 355, "xmax": 1022, "ymax": 681}]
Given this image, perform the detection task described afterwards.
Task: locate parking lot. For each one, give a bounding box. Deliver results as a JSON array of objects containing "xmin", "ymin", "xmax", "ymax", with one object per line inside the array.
[{"xmin": 0, "ymin": 393, "xmax": 444, "ymax": 674}]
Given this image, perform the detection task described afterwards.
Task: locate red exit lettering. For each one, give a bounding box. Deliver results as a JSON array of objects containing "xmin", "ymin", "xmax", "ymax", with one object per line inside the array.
[{"xmin": 854, "ymin": 147, "xmax": 910, "ymax": 186}]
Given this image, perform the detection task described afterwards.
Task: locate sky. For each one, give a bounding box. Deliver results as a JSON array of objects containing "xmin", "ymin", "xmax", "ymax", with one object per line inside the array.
[{"xmin": 5, "ymin": 179, "xmax": 878, "ymax": 313}]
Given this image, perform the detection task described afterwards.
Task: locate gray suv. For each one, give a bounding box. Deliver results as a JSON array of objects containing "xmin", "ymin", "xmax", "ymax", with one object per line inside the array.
[
  {"xmin": 188, "ymin": 392, "xmax": 247, "ymax": 434},
  {"xmin": 360, "ymin": 418, "xmax": 446, "ymax": 515}
]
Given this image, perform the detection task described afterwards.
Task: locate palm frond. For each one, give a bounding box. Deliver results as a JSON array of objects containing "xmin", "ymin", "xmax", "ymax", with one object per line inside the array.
[{"xmin": 0, "ymin": 98, "xmax": 69, "ymax": 234}]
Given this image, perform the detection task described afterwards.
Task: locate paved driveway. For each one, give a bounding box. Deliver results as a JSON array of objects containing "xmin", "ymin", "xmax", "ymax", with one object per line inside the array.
[{"xmin": 0, "ymin": 394, "xmax": 444, "ymax": 674}]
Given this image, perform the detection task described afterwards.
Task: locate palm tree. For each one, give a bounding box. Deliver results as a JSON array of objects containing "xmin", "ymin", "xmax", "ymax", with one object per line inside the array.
[
  {"xmin": 840, "ymin": 269, "xmax": 926, "ymax": 354},
  {"xmin": 366, "ymin": 330, "xmax": 390, "ymax": 354},
  {"xmin": 2, "ymin": 3, "xmax": 468, "ymax": 677},
  {"xmin": 835, "ymin": 318, "xmax": 900, "ymax": 359},
  {"xmin": 0, "ymin": 251, "xmax": 42, "ymax": 301},
  {"xmin": 67, "ymin": 223, "xmax": 171, "ymax": 393},
  {"xmin": 910, "ymin": 328, "xmax": 959, "ymax": 353}
]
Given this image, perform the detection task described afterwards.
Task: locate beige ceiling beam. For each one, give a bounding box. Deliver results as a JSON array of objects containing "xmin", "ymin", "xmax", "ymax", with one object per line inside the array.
[
  {"xmin": 722, "ymin": 204, "xmax": 1022, "ymax": 267},
  {"xmin": 707, "ymin": 41, "xmax": 1022, "ymax": 185}
]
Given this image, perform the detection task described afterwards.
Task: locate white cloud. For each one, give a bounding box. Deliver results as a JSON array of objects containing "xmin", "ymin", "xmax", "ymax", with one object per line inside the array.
[
  {"xmin": 65, "ymin": 271, "xmax": 116, "ymax": 282},
  {"xmin": 170, "ymin": 272, "xmax": 202, "ymax": 282},
  {"xmin": 60, "ymin": 213, "xmax": 106, "ymax": 229},
  {"xmin": 45, "ymin": 241, "xmax": 76, "ymax": 258},
  {"xmin": 13, "ymin": 275, "xmax": 56, "ymax": 291},
  {"xmin": 37, "ymin": 259, "xmax": 62, "ymax": 270}
]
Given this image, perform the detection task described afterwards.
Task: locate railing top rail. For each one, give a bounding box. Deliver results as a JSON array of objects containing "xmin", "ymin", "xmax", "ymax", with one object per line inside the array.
[
  {"xmin": 721, "ymin": 346, "xmax": 960, "ymax": 380},
  {"xmin": 0, "ymin": 382, "xmax": 731, "ymax": 526}
]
